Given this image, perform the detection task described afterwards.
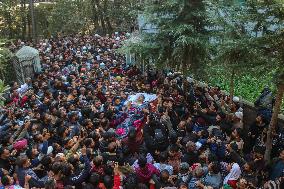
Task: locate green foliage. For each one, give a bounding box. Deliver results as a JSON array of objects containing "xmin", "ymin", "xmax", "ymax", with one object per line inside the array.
[
  {"xmin": 34, "ymin": 3, "xmax": 54, "ymax": 37},
  {"xmin": 47, "ymin": 0, "xmax": 140, "ymax": 35},
  {"xmin": 48, "ymin": 0, "xmax": 92, "ymax": 35},
  {"xmin": 206, "ymin": 0, "xmax": 284, "ymax": 111},
  {"xmin": 99, "ymin": 0, "xmax": 141, "ymax": 32},
  {"xmin": 208, "ymin": 66, "xmax": 284, "ymax": 112},
  {"xmin": 0, "ymin": 39, "xmax": 13, "ymax": 80},
  {"xmin": 119, "ymin": 33, "xmax": 160, "ymax": 63},
  {"xmin": 243, "ymin": 0, "xmax": 284, "ymax": 85},
  {"xmin": 0, "ymin": 79, "xmax": 10, "ymax": 106},
  {"xmin": 0, "ymin": 0, "xmax": 25, "ymax": 38},
  {"xmin": 124, "ymin": 0, "xmax": 210, "ymax": 79},
  {"xmin": 0, "ymin": 0, "xmax": 54, "ymax": 39},
  {"xmin": 206, "ymin": 0, "xmax": 264, "ymax": 75},
  {"xmin": 0, "ymin": 0, "xmax": 139, "ymax": 38}
]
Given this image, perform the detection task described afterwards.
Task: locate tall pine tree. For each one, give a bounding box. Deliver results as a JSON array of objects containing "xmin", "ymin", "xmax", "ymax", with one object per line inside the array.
[
  {"xmin": 123, "ymin": 0, "xmax": 210, "ymax": 79},
  {"xmin": 206, "ymin": 0, "xmax": 264, "ymax": 102},
  {"xmin": 244, "ymin": 0, "xmax": 284, "ymax": 162}
]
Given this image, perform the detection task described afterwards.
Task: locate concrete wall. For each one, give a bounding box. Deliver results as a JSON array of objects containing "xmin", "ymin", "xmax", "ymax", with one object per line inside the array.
[{"xmin": 242, "ymin": 99, "xmax": 284, "ymax": 129}]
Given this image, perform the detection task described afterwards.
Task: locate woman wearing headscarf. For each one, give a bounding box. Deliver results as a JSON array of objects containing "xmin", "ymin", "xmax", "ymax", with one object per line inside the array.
[{"xmin": 223, "ymin": 163, "xmax": 241, "ymax": 189}]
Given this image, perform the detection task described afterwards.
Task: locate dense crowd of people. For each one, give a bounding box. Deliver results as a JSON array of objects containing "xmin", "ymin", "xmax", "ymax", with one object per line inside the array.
[{"xmin": 0, "ymin": 33, "xmax": 284, "ymax": 189}]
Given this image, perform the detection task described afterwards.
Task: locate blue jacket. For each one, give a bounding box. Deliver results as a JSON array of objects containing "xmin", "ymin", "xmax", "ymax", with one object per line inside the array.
[
  {"xmin": 31, "ymin": 140, "xmax": 48, "ymax": 167},
  {"xmin": 64, "ymin": 155, "xmax": 91, "ymax": 186},
  {"xmin": 17, "ymin": 167, "xmax": 47, "ymax": 188},
  {"xmin": 188, "ymin": 177, "xmax": 200, "ymax": 189}
]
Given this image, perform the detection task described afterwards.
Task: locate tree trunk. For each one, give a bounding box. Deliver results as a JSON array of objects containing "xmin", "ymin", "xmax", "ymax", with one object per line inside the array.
[
  {"xmin": 91, "ymin": 0, "xmax": 99, "ymax": 28},
  {"xmin": 29, "ymin": 0, "xmax": 36, "ymax": 42},
  {"xmin": 100, "ymin": 17, "xmax": 106, "ymax": 34},
  {"xmin": 3, "ymin": 7, "xmax": 13, "ymax": 38},
  {"xmin": 182, "ymin": 46, "xmax": 191, "ymax": 75},
  {"xmin": 103, "ymin": 0, "xmax": 112, "ymax": 34},
  {"xmin": 95, "ymin": 0, "xmax": 106, "ymax": 34},
  {"xmin": 21, "ymin": 0, "xmax": 27, "ymax": 39},
  {"xmin": 229, "ymin": 70, "xmax": 235, "ymax": 104},
  {"xmin": 106, "ymin": 17, "xmax": 113, "ymax": 34},
  {"xmin": 182, "ymin": 56, "xmax": 187, "ymax": 75},
  {"xmin": 0, "ymin": 69, "xmax": 4, "ymax": 82},
  {"xmin": 27, "ymin": 1, "xmax": 31, "ymax": 39},
  {"xmin": 264, "ymin": 83, "xmax": 284, "ymax": 162}
]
